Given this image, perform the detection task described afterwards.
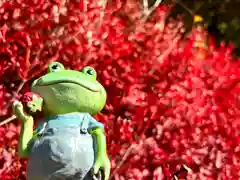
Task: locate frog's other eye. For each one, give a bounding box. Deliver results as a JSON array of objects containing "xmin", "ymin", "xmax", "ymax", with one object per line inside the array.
[
  {"xmin": 48, "ymin": 62, "xmax": 65, "ymax": 72},
  {"xmin": 82, "ymin": 66, "xmax": 97, "ymax": 79}
]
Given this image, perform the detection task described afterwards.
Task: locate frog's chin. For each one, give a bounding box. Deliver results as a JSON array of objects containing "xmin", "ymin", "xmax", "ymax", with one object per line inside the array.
[{"xmin": 32, "ymin": 79, "xmax": 101, "ymax": 92}]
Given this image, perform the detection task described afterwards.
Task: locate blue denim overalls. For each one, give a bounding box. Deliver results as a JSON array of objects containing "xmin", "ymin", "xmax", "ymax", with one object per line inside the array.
[{"xmin": 26, "ymin": 113, "xmax": 104, "ymax": 180}]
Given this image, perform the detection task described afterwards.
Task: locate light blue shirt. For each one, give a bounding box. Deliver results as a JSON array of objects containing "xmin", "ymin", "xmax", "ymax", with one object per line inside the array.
[{"xmin": 35, "ymin": 112, "xmax": 104, "ymax": 134}]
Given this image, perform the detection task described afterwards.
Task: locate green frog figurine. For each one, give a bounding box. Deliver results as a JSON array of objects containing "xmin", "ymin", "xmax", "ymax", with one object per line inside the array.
[{"xmin": 12, "ymin": 62, "xmax": 111, "ymax": 180}]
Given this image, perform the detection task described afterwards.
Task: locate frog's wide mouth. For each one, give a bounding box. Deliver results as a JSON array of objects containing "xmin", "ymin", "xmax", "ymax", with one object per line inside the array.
[{"xmin": 32, "ymin": 78, "xmax": 101, "ymax": 92}]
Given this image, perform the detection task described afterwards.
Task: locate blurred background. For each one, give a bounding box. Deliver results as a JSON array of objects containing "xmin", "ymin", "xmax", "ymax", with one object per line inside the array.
[
  {"xmin": 166, "ymin": 0, "xmax": 240, "ymax": 57},
  {"xmin": 0, "ymin": 0, "xmax": 240, "ymax": 179}
]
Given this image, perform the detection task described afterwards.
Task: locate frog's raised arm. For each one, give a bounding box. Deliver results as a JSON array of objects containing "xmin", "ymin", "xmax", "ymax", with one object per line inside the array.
[
  {"xmin": 13, "ymin": 62, "xmax": 110, "ymax": 180},
  {"xmin": 13, "ymin": 101, "xmax": 34, "ymax": 158},
  {"xmin": 13, "ymin": 92, "xmax": 43, "ymax": 158}
]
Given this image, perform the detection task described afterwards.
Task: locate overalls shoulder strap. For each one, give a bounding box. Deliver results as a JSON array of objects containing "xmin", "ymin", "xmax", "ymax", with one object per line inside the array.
[
  {"xmin": 35, "ymin": 121, "xmax": 47, "ymax": 136},
  {"xmin": 80, "ymin": 114, "xmax": 89, "ymax": 134}
]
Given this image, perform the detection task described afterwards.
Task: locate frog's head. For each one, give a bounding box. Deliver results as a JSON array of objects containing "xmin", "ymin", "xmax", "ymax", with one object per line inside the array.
[{"xmin": 31, "ymin": 62, "xmax": 107, "ymax": 116}]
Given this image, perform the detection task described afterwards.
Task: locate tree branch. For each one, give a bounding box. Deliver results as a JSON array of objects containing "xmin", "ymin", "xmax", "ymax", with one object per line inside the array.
[
  {"xmin": 142, "ymin": 0, "xmax": 164, "ymax": 21},
  {"xmin": 0, "ymin": 115, "xmax": 16, "ymax": 127}
]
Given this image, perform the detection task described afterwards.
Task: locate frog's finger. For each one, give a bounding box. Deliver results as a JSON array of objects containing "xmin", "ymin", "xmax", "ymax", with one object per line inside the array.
[
  {"xmin": 12, "ymin": 101, "xmax": 24, "ymax": 117},
  {"xmin": 93, "ymin": 161, "xmax": 101, "ymax": 174},
  {"xmin": 13, "ymin": 100, "xmax": 20, "ymax": 106},
  {"xmin": 13, "ymin": 101, "xmax": 23, "ymax": 111},
  {"xmin": 104, "ymin": 167, "xmax": 110, "ymax": 180}
]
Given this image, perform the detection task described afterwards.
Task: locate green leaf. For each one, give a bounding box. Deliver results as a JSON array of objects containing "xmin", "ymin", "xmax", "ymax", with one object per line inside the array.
[{"xmin": 218, "ymin": 22, "xmax": 228, "ymax": 34}]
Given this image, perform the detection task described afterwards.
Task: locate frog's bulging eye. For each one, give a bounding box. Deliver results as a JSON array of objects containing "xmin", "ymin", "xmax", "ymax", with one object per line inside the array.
[
  {"xmin": 86, "ymin": 69, "xmax": 95, "ymax": 75},
  {"xmin": 48, "ymin": 62, "xmax": 65, "ymax": 72},
  {"xmin": 82, "ymin": 66, "xmax": 97, "ymax": 78}
]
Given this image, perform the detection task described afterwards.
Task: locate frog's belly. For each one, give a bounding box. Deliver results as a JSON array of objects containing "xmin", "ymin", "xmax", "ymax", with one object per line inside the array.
[{"xmin": 27, "ymin": 127, "xmax": 95, "ymax": 180}]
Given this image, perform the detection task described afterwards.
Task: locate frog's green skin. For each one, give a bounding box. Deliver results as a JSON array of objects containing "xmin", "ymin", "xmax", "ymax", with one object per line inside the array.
[{"xmin": 12, "ymin": 62, "xmax": 110, "ymax": 179}]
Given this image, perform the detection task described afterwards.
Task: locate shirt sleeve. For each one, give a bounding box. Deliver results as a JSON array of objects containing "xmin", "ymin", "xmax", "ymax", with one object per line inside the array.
[{"xmin": 87, "ymin": 115, "xmax": 104, "ymax": 131}]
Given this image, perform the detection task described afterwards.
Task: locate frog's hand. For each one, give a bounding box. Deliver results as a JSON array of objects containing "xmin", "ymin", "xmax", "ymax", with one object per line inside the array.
[
  {"xmin": 93, "ymin": 169, "xmax": 104, "ymax": 180},
  {"xmin": 94, "ymin": 158, "xmax": 110, "ymax": 180},
  {"xmin": 90, "ymin": 128, "xmax": 111, "ymax": 180},
  {"xmin": 13, "ymin": 100, "xmax": 33, "ymax": 122}
]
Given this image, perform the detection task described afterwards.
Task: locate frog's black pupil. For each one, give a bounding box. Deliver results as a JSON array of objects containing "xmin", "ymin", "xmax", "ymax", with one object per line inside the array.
[
  {"xmin": 87, "ymin": 69, "xmax": 93, "ymax": 75},
  {"xmin": 52, "ymin": 65, "xmax": 59, "ymax": 70}
]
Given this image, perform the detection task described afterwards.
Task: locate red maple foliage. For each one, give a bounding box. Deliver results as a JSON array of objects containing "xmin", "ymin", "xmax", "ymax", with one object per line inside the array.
[{"xmin": 0, "ymin": 0, "xmax": 240, "ymax": 180}]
